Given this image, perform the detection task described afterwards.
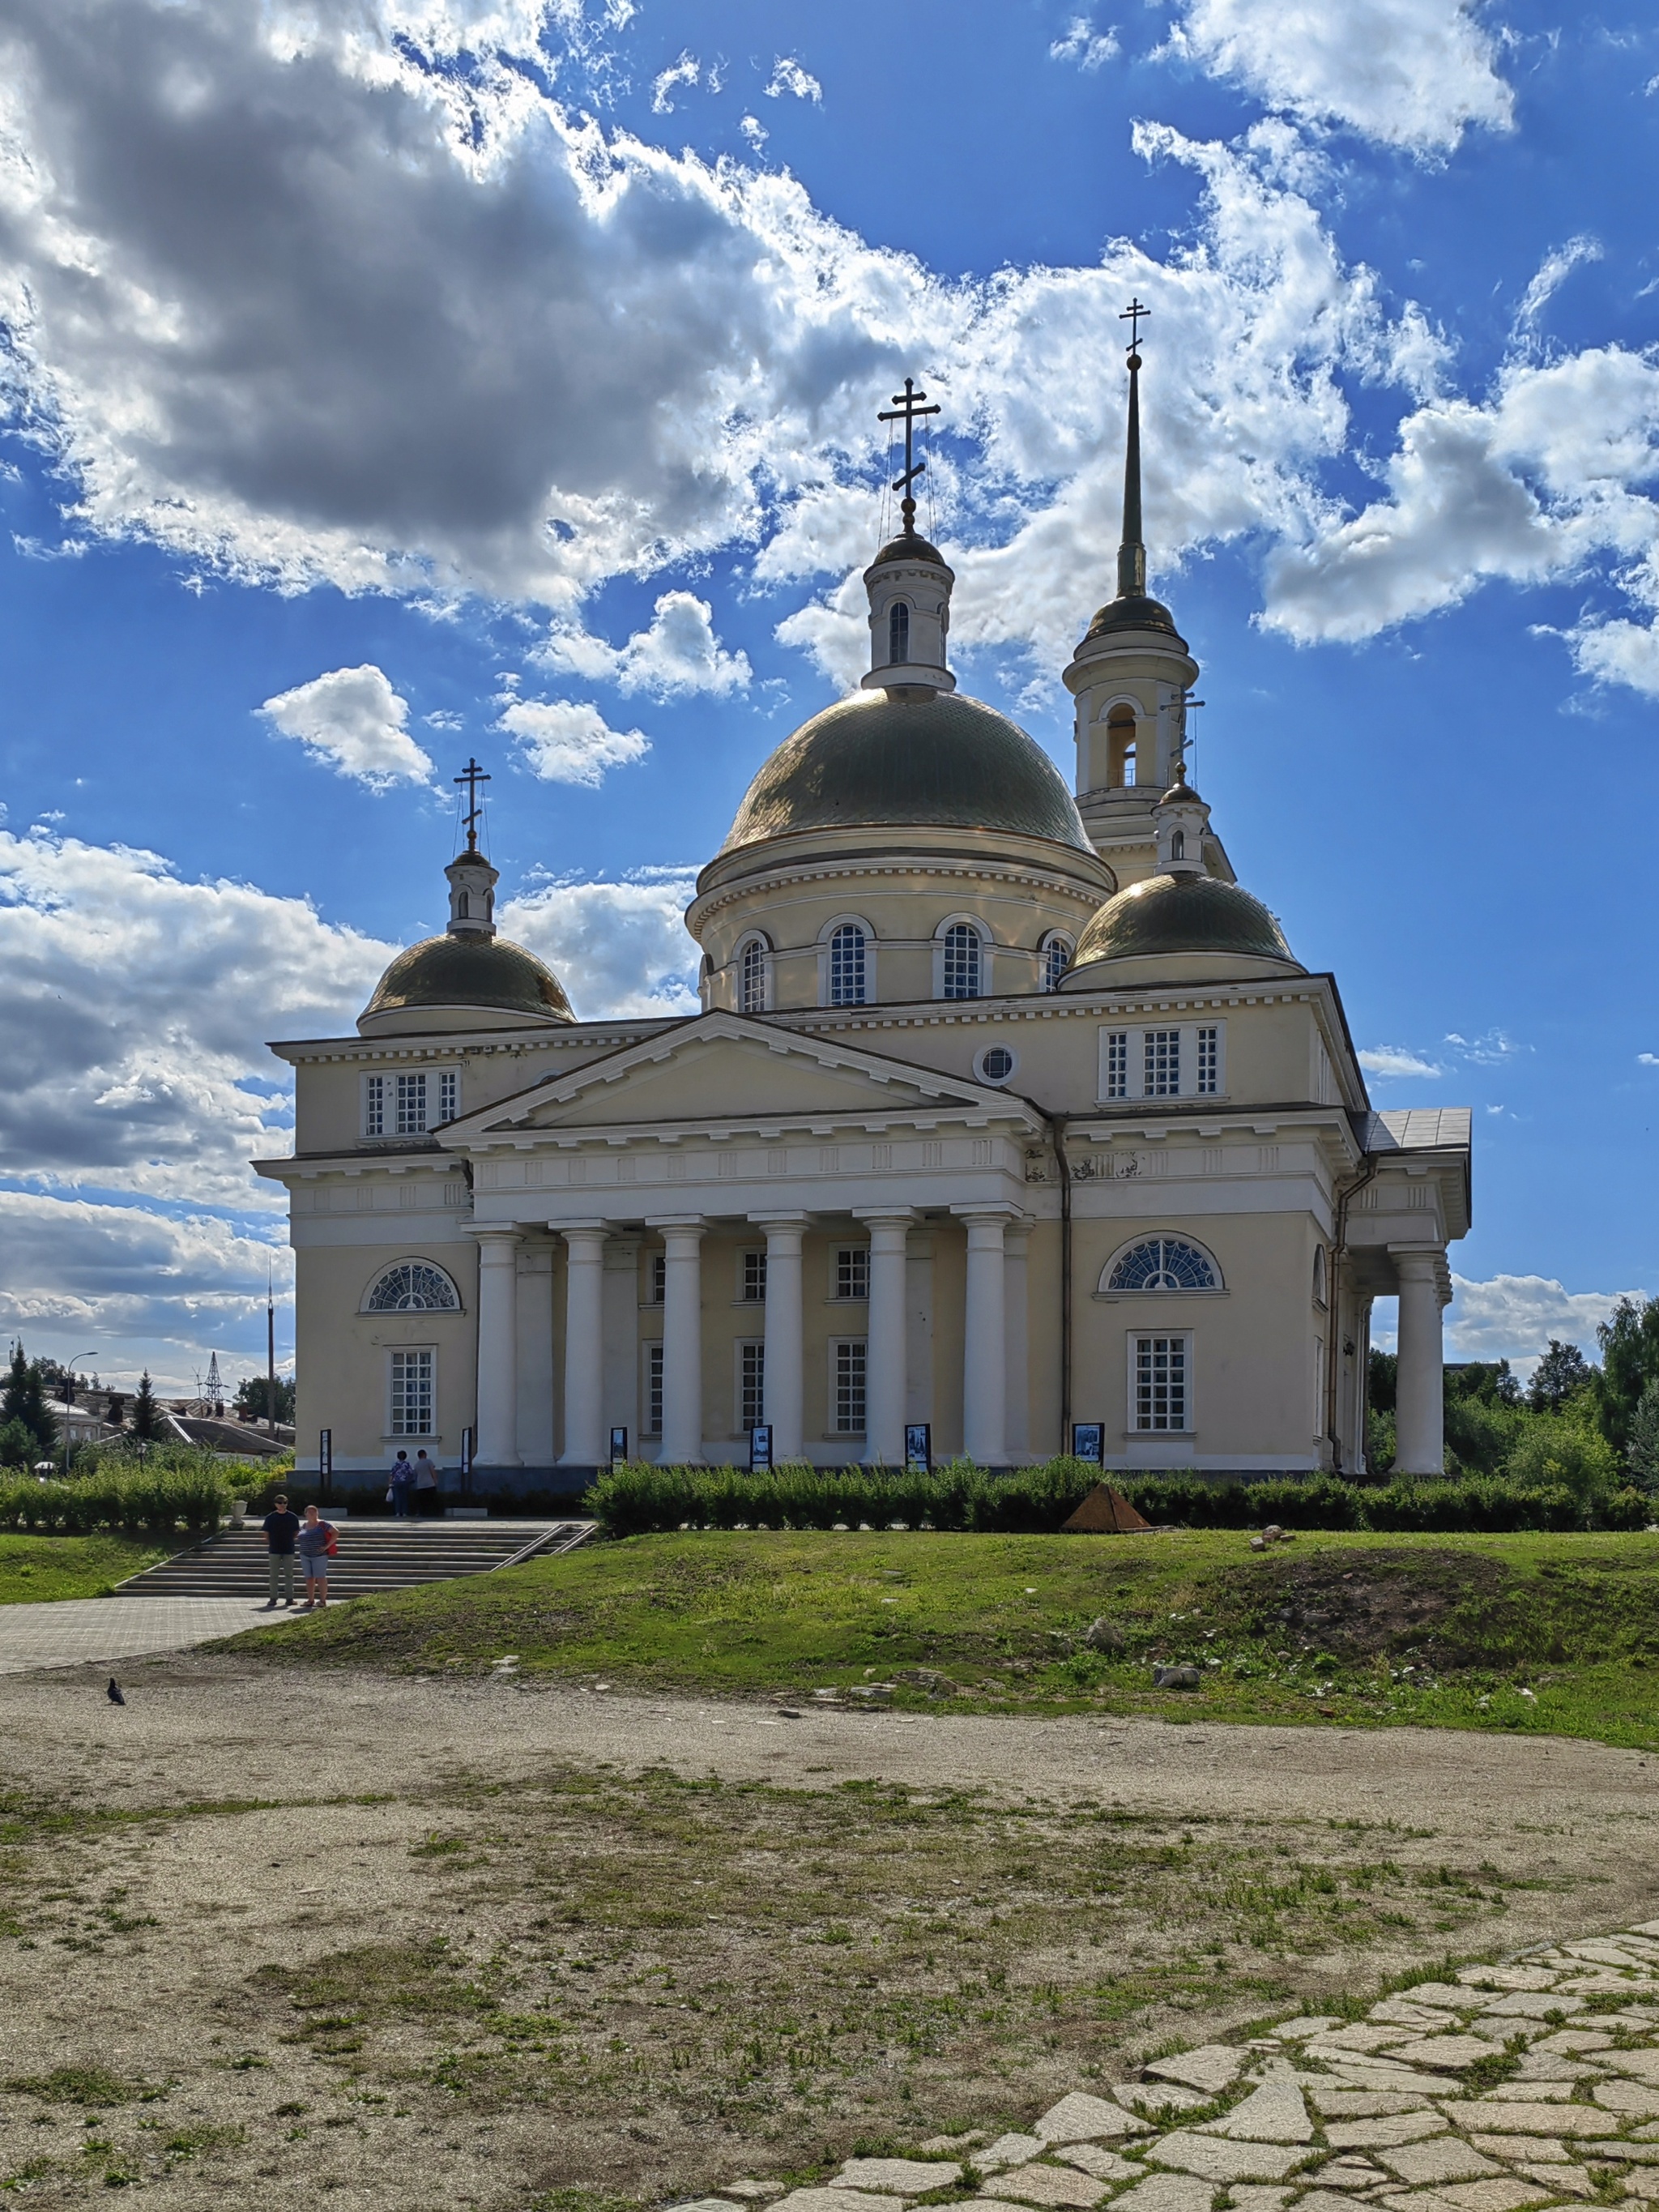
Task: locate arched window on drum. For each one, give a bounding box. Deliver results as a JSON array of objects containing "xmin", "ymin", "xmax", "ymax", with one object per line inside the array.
[
  {"xmin": 1102, "ymin": 1238, "xmax": 1221, "ymax": 1293},
  {"xmin": 363, "ymin": 1261, "xmax": 462, "ymax": 1313}
]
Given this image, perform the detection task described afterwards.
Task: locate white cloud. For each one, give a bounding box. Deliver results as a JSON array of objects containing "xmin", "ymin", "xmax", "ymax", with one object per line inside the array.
[
  {"xmin": 650, "ymin": 50, "xmax": 699, "ymax": 114},
  {"xmin": 1050, "ymin": 16, "xmax": 1120, "ymax": 71},
  {"xmin": 740, "ymin": 113, "xmax": 766, "ymax": 150},
  {"xmin": 1444, "ymin": 1027, "xmax": 1518, "ymax": 1065},
  {"xmin": 259, "ymin": 664, "xmax": 435, "ymax": 789},
  {"xmin": 764, "ymin": 57, "xmax": 821, "ymax": 101},
  {"xmin": 1640, "ymin": 1052, "xmax": 1659, "ymax": 1067},
  {"xmin": 1518, "ymin": 236, "xmax": 1603, "ymax": 330},
  {"xmin": 500, "ymin": 871, "xmax": 700, "ymax": 1016},
  {"xmin": 1359, "ymin": 1044, "xmax": 1443, "ymax": 1079},
  {"xmin": 497, "ymin": 697, "xmax": 650, "ymax": 786},
  {"xmin": 1446, "ymin": 1272, "xmax": 1645, "ymax": 1365},
  {"xmin": 538, "ymin": 591, "xmax": 751, "ymax": 697},
  {"xmin": 1167, "ymin": 0, "xmax": 1514, "ymax": 155}
]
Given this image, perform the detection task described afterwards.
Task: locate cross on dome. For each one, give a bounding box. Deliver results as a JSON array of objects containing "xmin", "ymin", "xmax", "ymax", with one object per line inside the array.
[
  {"xmin": 454, "ymin": 755, "xmax": 491, "ymax": 855},
  {"xmin": 877, "ymin": 376, "xmax": 940, "ymax": 537}
]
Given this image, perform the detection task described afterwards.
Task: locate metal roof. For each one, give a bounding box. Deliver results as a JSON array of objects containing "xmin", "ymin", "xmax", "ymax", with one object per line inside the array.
[{"xmin": 1359, "ymin": 1107, "xmax": 1473, "ymax": 1152}]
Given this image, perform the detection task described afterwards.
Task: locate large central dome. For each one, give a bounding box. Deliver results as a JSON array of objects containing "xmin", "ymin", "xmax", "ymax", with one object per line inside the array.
[{"xmin": 721, "ymin": 690, "xmax": 1093, "ymax": 856}]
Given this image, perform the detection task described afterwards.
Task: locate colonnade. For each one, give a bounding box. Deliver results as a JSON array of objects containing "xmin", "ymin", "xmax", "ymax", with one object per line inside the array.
[{"xmin": 470, "ymin": 1205, "xmax": 1028, "ymax": 1469}]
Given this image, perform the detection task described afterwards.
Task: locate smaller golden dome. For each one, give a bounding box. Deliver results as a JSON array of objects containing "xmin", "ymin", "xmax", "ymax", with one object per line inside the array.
[
  {"xmin": 1067, "ymin": 873, "xmax": 1300, "ymax": 974},
  {"xmin": 359, "ymin": 935, "xmax": 574, "ymax": 1036}
]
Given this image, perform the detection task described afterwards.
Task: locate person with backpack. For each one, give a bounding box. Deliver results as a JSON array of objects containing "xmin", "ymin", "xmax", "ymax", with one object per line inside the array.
[
  {"xmin": 387, "ymin": 1450, "xmax": 414, "ymax": 1518},
  {"xmin": 295, "ymin": 1503, "xmax": 337, "ymax": 1610},
  {"xmin": 412, "ymin": 1448, "xmax": 440, "ymax": 1518}
]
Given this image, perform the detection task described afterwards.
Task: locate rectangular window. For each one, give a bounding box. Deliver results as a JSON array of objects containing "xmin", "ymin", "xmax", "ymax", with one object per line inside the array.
[
  {"xmin": 437, "ymin": 1069, "xmax": 459, "ymax": 1122},
  {"xmin": 832, "ymin": 1339, "xmax": 867, "ymax": 1433},
  {"xmin": 740, "ymin": 1249, "xmax": 767, "ymax": 1303},
  {"xmin": 364, "ymin": 1074, "xmax": 386, "ymax": 1136},
  {"xmin": 394, "ymin": 1070, "xmax": 429, "ymax": 1134},
  {"xmin": 650, "ymin": 1253, "xmax": 666, "ymax": 1305},
  {"xmin": 1144, "ymin": 1029, "xmax": 1181, "ymax": 1098},
  {"xmin": 1105, "ymin": 1031, "xmax": 1129, "ymax": 1100},
  {"xmin": 1132, "ymin": 1334, "xmax": 1189, "ymax": 1433},
  {"xmin": 740, "ymin": 1341, "xmax": 766, "ymax": 1429},
  {"xmin": 389, "ymin": 1349, "xmax": 434, "ymax": 1436},
  {"xmin": 645, "ymin": 1342, "xmax": 664, "ymax": 1434},
  {"xmin": 1196, "ymin": 1026, "xmax": 1219, "ymax": 1095},
  {"xmin": 835, "ymin": 1245, "xmax": 869, "ymax": 1301}
]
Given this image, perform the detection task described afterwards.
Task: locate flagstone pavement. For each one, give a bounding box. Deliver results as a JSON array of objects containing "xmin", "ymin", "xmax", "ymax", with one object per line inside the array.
[
  {"xmin": 670, "ymin": 1924, "xmax": 1659, "ymax": 2212},
  {"xmin": 0, "ymin": 1595, "xmax": 289, "ymax": 1675}
]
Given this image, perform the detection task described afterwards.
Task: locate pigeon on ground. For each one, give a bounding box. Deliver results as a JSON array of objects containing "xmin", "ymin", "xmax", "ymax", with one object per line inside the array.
[{"xmin": 107, "ymin": 1678, "xmax": 126, "ymax": 1706}]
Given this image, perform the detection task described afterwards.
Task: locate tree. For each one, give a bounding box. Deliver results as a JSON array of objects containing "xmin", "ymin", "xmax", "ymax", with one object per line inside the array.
[
  {"xmin": 1596, "ymin": 1297, "xmax": 1659, "ymax": 1454},
  {"xmin": 0, "ymin": 1418, "xmax": 35, "ymax": 1469},
  {"xmin": 131, "ymin": 1370, "xmax": 162, "ymax": 1443},
  {"xmin": 1529, "ymin": 1339, "xmax": 1595, "ymax": 1413},
  {"xmin": 1446, "ymin": 1360, "xmax": 1523, "ymax": 1408},
  {"xmin": 1629, "ymin": 1380, "xmax": 1659, "ymax": 1497},
  {"xmin": 0, "ymin": 1341, "xmax": 58, "ymax": 1456},
  {"xmin": 234, "ymin": 1375, "xmax": 296, "ymax": 1424},
  {"xmin": 1367, "ymin": 1348, "xmax": 1397, "ymax": 1415}
]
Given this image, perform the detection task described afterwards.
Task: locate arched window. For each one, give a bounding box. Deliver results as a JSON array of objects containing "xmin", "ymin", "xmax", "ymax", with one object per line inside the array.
[
  {"xmin": 828, "ymin": 922, "xmax": 868, "ymax": 1006},
  {"xmin": 888, "ymin": 600, "xmax": 911, "ymax": 665},
  {"xmin": 941, "ymin": 921, "xmax": 982, "ymax": 1001},
  {"xmin": 1041, "ymin": 933, "xmax": 1073, "ymax": 993},
  {"xmin": 1107, "ymin": 707, "xmax": 1137, "ymax": 787},
  {"xmin": 1106, "ymin": 1238, "xmax": 1219, "ymax": 1292},
  {"xmin": 738, "ymin": 936, "xmax": 768, "ymax": 1014},
  {"xmin": 1171, "ymin": 829, "xmax": 1185, "ymax": 861},
  {"xmin": 365, "ymin": 1261, "xmax": 461, "ymax": 1313}
]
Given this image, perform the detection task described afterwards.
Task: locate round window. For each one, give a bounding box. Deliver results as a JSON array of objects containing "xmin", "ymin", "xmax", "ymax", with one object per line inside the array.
[{"xmin": 977, "ymin": 1044, "xmax": 1017, "ymax": 1084}]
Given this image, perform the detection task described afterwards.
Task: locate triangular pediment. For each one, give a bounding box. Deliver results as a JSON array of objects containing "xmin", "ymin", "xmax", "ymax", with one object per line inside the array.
[{"xmin": 444, "ymin": 1012, "xmax": 1013, "ymax": 1140}]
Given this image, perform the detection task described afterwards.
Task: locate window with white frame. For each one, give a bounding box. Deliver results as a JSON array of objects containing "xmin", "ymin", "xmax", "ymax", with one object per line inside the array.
[
  {"xmin": 739, "ymin": 937, "xmax": 767, "ymax": 1014},
  {"xmin": 1104, "ymin": 1031, "xmax": 1129, "ymax": 1100},
  {"xmin": 739, "ymin": 1340, "xmax": 766, "ymax": 1429},
  {"xmin": 365, "ymin": 1070, "xmax": 459, "ymax": 1136},
  {"xmin": 740, "ymin": 1248, "xmax": 767, "ymax": 1303},
  {"xmin": 365, "ymin": 1261, "xmax": 461, "ymax": 1312},
  {"xmin": 1132, "ymin": 1334, "xmax": 1190, "ymax": 1432},
  {"xmin": 1144, "ymin": 1029, "xmax": 1181, "ymax": 1096},
  {"xmin": 1313, "ymin": 1246, "xmax": 1328, "ymax": 1308},
  {"xmin": 364, "ymin": 1074, "xmax": 386, "ymax": 1136},
  {"xmin": 1107, "ymin": 1238, "xmax": 1219, "ymax": 1292},
  {"xmin": 941, "ymin": 921, "xmax": 982, "ymax": 1001},
  {"xmin": 645, "ymin": 1341, "xmax": 663, "ymax": 1433},
  {"xmin": 1042, "ymin": 934, "xmax": 1072, "ymax": 993},
  {"xmin": 832, "ymin": 1339, "xmax": 867, "ymax": 1433},
  {"xmin": 1196, "ymin": 1025, "xmax": 1219, "ymax": 1095},
  {"xmin": 888, "ymin": 600, "xmax": 910, "ymax": 664},
  {"xmin": 389, "ymin": 1348, "xmax": 435, "ymax": 1436},
  {"xmin": 828, "ymin": 923, "xmax": 868, "ymax": 1006},
  {"xmin": 648, "ymin": 1253, "xmax": 666, "ymax": 1305},
  {"xmin": 834, "ymin": 1245, "xmax": 869, "ymax": 1301}
]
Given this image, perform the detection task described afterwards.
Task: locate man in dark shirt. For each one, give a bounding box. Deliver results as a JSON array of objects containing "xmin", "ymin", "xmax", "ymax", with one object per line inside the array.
[{"xmin": 262, "ymin": 1494, "xmax": 301, "ymax": 1609}]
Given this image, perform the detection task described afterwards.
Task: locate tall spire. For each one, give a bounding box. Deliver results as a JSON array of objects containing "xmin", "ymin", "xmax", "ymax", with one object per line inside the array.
[{"xmin": 1116, "ymin": 297, "xmax": 1149, "ymax": 600}]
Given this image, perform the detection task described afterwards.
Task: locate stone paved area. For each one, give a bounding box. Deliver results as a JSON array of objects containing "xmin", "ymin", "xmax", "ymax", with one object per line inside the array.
[
  {"xmin": 671, "ymin": 1923, "xmax": 1659, "ymax": 2212},
  {"xmin": 0, "ymin": 1595, "xmax": 295, "ymax": 1674}
]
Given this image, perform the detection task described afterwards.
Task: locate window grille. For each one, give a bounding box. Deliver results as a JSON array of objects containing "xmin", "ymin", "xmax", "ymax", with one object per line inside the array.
[
  {"xmin": 888, "ymin": 600, "xmax": 910, "ymax": 664},
  {"xmin": 390, "ymin": 1348, "xmax": 434, "ymax": 1436},
  {"xmin": 366, "ymin": 1262, "xmax": 460, "ymax": 1312},
  {"xmin": 1134, "ymin": 1335, "xmax": 1188, "ymax": 1431},
  {"xmin": 437, "ymin": 1070, "xmax": 459, "ymax": 1122},
  {"xmin": 650, "ymin": 1253, "xmax": 666, "ymax": 1305},
  {"xmin": 740, "ymin": 1249, "xmax": 767, "ymax": 1303},
  {"xmin": 1107, "ymin": 1239, "xmax": 1218, "ymax": 1292},
  {"xmin": 646, "ymin": 1342, "xmax": 663, "ymax": 1433},
  {"xmin": 395, "ymin": 1071, "xmax": 429, "ymax": 1134},
  {"xmin": 829, "ymin": 924, "xmax": 868, "ymax": 1006},
  {"xmin": 942, "ymin": 922, "xmax": 981, "ymax": 1000},
  {"xmin": 740, "ymin": 1341, "xmax": 766, "ymax": 1429},
  {"xmin": 980, "ymin": 1045, "xmax": 1014, "ymax": 1083},
  {"xmin": 364, "ymin": 1074, "xmax": 386, "ymax": 1136},
  {"xmin": 1196, "ymin": 1026, "xmax": 1219, "ymax": 1095},
  {"xmin": 833, "ymin": 1339, "xmax": 867, "ymax": 1433},
  {"xmin": 740, "ymin": 938, "xmax": 767, "ymax": 1014},
  {"xmin": 1144, "ymin": 1028, "xmax": 1181, "ymax": 1096},
  {"xmin": 1043, "ymin": 937, "xmax": 1071, "ymax": 992},
  {"xmin": 835, "ymin": 1245, "xmax": 869, "ymax": 1301},
  {"xmin": 1105, "ymin": 1031, "xmax": 1128, "ymax": 1100}
]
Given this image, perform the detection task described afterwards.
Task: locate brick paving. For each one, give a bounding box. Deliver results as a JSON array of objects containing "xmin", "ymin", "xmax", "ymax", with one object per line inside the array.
[
  {"xmin": 672, "ymin": 1924, "xmax": 1659, "ymax": 2212},
  {"xmin": 0, "ymin": 1595, "xmax": 294, "ymax": 1675}
]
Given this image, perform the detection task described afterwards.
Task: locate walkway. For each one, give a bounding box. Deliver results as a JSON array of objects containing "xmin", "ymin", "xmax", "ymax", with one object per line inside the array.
[{"xmin": 0, "ymin": 1595, "xmax": 291, "ymax": 1675}]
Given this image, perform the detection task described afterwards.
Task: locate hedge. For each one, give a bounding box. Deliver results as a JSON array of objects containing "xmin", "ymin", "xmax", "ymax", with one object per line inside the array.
[
  {"xmin": 0, "ymin": 1463, "xmax": 243, "ymax": 1533},
  {"xmin": 585, "ymin": 1457, "xmax": 1654, "ymax": 1539}
]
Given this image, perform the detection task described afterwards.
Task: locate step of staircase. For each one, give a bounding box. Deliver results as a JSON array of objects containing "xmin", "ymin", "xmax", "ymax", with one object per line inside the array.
[{"xmin": 118, "ymin": 1520, "xmax": 594, "ymax": 1600}]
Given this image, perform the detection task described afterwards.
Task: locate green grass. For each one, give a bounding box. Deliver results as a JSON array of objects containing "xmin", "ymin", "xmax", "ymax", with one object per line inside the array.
[
  {"xmin": 221, "ymin": 1526, "xmax": 1659, "ymax": 1751},
  {"xmin": 0, "ymin": 1532, "xmax": 170, "ymax": 1603}
]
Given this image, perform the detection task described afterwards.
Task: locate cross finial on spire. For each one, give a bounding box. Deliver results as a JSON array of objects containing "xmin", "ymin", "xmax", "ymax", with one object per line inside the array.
[
  {"xmin": 876, "ymin": 376, "xmax": 942, "ymax": 536},
  {"xmin": 1120, "ymin": 297, "xmax": 1149, "ymax": 357},
  {"xmin": 454, "ymin": 757, "xmax": 491, "ymax": 855},
  {"xmin": 1116, "ymin": 299, "xmax": 1149, "ymax": 598}
]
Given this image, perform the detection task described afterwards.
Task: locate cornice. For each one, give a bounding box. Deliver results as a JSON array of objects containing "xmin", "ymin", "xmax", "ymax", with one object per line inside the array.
[{"xmin": 689, "ymin": 849, "xmax": 1112, "ymax": 932}]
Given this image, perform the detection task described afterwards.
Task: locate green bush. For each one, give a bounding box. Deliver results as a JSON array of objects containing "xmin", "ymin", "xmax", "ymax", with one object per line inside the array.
[
  {"xmin": 1499, "ymin": 1414, "xmax": 1620, "ymax": 1501},
  {"xmin": 0, "ymin": 1457, "xmax": 242, "ymax": 1535}
]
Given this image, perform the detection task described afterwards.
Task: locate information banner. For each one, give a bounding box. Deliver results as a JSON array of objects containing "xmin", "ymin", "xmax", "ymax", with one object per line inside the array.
[
  {"xmin": 904, "ymin": 1422, "xmax": 932, "ymax": 1474},
  {"xmin": 749, "ymin": 1424, "xmax": 773, "ymax": 1471},
  {"xmin": 1072, "ymin": 1421, "xmax": 1104, "ymax": 1464},
  {"xmin": 318, "ymin": 1428, "xmax": 332, "ymax": 1498},
  {"xmin": 609, "ymin": 1427, "xmax": 629, "ymax": 1468}
]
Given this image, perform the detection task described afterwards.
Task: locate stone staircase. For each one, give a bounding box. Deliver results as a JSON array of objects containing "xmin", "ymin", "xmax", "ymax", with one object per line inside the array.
[{"xmin": 117, "ymin": 1519, "xmax": 594, "ymax": 1600}]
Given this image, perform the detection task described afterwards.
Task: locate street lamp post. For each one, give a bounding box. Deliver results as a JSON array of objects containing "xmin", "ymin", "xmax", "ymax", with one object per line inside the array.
[{"xmin": 58, "ymin": 1352, "xmax": 100, "ymax": 1480}]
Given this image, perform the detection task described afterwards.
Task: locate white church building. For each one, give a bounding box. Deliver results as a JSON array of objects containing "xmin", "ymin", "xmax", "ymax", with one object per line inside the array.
[{"xmin": 258, "ymin": 350, "xmax": 1470, "ymax": 1495}]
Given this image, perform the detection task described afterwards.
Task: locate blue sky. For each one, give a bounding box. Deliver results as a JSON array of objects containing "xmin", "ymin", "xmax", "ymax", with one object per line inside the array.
[{"xmin": 0, "ymin": 0, "xmax": 1654, "ymax": 1393}]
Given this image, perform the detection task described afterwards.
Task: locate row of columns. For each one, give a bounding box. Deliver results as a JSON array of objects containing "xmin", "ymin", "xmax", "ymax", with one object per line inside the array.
[{"xmin": 471, "ymin": 1206, "xmax": 1027, "ymax": 1468}]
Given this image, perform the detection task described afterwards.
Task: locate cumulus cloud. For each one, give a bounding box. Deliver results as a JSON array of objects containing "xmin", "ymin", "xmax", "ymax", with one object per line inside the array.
[
  {"xmin": 538, "ymin": 591, "xmax": 751, "ymax": 697},
  {"xmin": 763, "ymin": 57, "xmax": 821, "ymax": 101},
  {"xmin": 1358, "ymin": 1044, "xmax": 1442, "ymax": 1079},
  {"xmin": 496, "ymin": 696, "xmax": 650, "ymax": 785},
  {"xmin": 1050, "ymin": 16, "xmax": 1120, "ymax": 71},
  {"xmin": 259, "ymin": 664, "xmax": 435, "ymax": 789},
  {"xmin": 1166, "ymin": 0, "xmax": 1514, "ymax": 155},
  {"xmin": 1446, "ymin": 1272, "xmax": 1646, "ymax": 1366},
  {"xmin": 500, "ymin": 870, "xmax": 699, "ymax": 1016}
]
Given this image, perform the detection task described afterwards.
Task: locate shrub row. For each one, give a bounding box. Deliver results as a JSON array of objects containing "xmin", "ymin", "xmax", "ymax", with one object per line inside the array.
[
  {"xmin": 0, "ymin": 1462, "xmax": 244, "ymax": 1533},
  {"xmin": 586, "ymin": 1457, "xmax": 1655, "ymax": 1539}
]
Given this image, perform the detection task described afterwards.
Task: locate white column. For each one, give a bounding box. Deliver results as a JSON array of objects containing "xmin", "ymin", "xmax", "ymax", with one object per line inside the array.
[
  {"xmin": 558, "ymin": 1224, "xmax": 608, "ymax": 1467},
  {"xmin": 1394, "ymin": 1251, "xmax": 1446, "ymax": 1475},
  {"xmin": 955, "ymin": 1207, "xmax": 1009, "ymax": 1467},
  {"xmin": 753, "ymin": 1215, "xmax": 807, "ymax": 1460},
  {"xmin": 516, "ymin": 1242, "xmax": 556, "ymax": 1468},
  {"xmin": 857, "ymin": 1210, "xmax": 915, "ymax": 1466},
  {"xmin": 473, "ymin": 1228, "xmax": 521, "ymax": 1467},
  {"xmin": 906, "ymin": 1232, "xmax": 935, "ymax": 1426},
  {"xmin": 657, "ymin": 1219, "xmax": 707, "ymax": 1464},
  {"xmin": 1004, "ymin": 1219, "xmax": 1031, "ymax": 1462}
]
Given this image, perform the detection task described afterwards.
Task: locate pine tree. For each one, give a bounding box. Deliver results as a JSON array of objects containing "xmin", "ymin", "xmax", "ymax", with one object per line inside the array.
[
  {"xmin": 1528, "ymin": 1339, "xmax": 1594, "ymax": 1413},
  {"xmin": 132, "ymin": 1370, "xmax": 161, "ymax": 1443},
  {"xmin": 1, "ymin": 1341, "xmax": 58, "ymax": 1456}
]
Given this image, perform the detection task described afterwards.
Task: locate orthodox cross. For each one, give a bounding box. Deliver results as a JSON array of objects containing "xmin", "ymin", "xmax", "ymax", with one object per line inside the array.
[
  {"xmin": 1120, "ymin": 297, "xmax": 1149, "ymax": 358},
  {"xmin": 877, "ymin": 376, "xmax": 941, "ymax": 534},
  {"xmin": 454, "ymin": 757, "xmax": 491, "ymax": 854}
]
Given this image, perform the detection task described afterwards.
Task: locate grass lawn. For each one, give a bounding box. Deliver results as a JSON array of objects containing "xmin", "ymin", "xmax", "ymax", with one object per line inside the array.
[
  {"xmin": 0, "ymin": 1531, "xmax": 171, "ymax": 1603},
  {"xmin": 226, "ymin": 1526, "xmax": 1659, "ymax": 1752}
]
